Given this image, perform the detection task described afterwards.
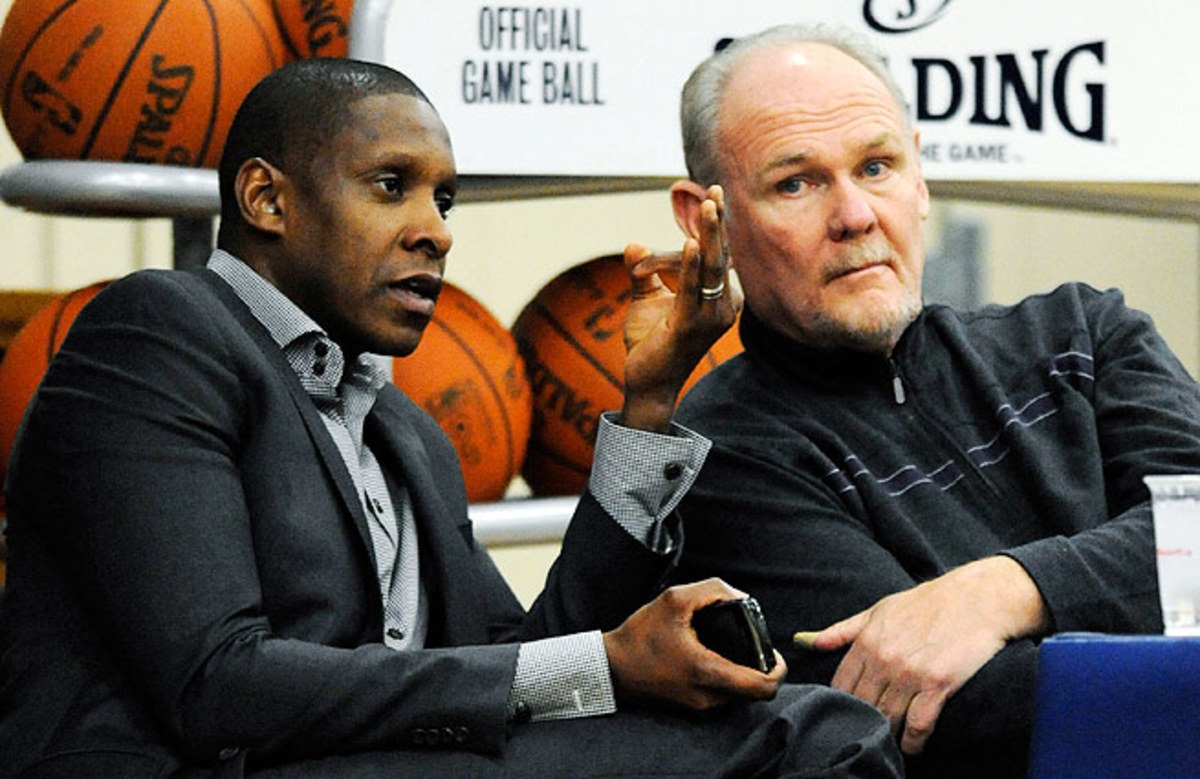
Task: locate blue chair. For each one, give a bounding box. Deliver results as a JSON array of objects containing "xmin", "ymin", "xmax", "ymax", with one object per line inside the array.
[{"xmin": 1028, "ymin": 633, "xmax": 1200, "ymax": 779}]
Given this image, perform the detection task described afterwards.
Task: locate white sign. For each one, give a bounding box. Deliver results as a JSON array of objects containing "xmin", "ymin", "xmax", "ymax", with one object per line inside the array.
[{"xmin": 369, "ymin": 1, "xmax": 1200, "ymax": 182}]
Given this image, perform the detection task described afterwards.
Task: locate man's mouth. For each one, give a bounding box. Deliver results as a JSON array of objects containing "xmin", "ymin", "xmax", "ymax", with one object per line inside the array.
[
  {"xmin": 824, "ymin": 246, "xmax": 896, "ymax": 284},
  {"xmin": 390, "ymin": 273, "xmax": 442, "ymax": 302},
  {"xmin": 828, "ymin": 262, "xmax": 887, "ymax": 281},
  {"xmin": 387, "ymin": 274, "xmax": 443, "ymax": 317}
]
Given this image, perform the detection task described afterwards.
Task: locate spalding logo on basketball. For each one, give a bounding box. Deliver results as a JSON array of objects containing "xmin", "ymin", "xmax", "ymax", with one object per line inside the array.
[
  {"xmin": 270, "ymin": 0, "xmax": 354, "ymax": 60},
  {"xmin": 0, "ymin": 0, "xmax": 286, "ymax": 167}
]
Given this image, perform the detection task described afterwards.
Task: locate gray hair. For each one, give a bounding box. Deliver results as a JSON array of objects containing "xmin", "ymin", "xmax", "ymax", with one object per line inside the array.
[{"xmin": 680, "ymin": 23, "xmax": 910, "ymax": 186}]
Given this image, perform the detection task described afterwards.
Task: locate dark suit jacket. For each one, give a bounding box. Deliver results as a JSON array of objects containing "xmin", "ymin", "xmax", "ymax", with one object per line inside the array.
[{"xmin": 0, "ymin": 269, "xmax": 672, "ymax": 778}]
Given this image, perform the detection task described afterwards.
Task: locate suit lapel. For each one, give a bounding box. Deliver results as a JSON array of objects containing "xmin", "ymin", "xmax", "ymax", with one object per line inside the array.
[
  {"xmin": 195, "ymin": 270, "xmax": 379, "ymax": 568},
  {"xmin": 368, "ymin": 388, "xmax": 493, "ymax": 646},
  {"xmin": 200, "ymin": 269, "xmax": 495, "ymax": 645}
]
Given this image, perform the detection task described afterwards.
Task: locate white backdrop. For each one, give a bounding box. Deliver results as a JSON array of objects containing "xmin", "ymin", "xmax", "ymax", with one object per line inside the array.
[{"xmin": 370, "ymin": 0, "xmax": 1200, "ymax": 181}]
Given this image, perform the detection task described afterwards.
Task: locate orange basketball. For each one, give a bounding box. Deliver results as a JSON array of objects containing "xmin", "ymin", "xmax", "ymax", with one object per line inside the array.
[
  {"xmin": 392, "ymin": 282, "xmax": 532, "ymax": 504},
  {"xmin": 0, "ymin": 0, "xmax": 286, "ymax": 167},
  {"xmin": 512, "ymin": 254, "xmax": 743, "ymax": 497},
  {"xmin": 0, "ymin": 281, "xmax": 109, "ymax": 497},
  {"xmin": 270, "ymin": 0, "xmax": 354, "ymax": 59}
]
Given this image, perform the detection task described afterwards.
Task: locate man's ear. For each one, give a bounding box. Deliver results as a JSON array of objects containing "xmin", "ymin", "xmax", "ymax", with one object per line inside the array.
[
  {"xmin": 670, "ymin": 179, "xmax": 708, "ymax": 241},
  {"xmin": 235, "ymin": 157, "xmax": 286, "ymax": 234}
]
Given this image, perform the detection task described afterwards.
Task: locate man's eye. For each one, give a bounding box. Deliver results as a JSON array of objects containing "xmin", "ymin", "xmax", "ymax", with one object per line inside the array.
[
  {"xmin": 435, "ymin": 192, "xmax": 455, "ymax": 218},
  {"xmin": 377, "ymin": 176, "xmax": 403, "ymax": 195},
  {"xmin": 863, "ymin": 160, "xmax": 889, "ymax": 177},
  {"xmin": 777, "ymin": 176, "xmax": 805, "ymax": 195}
]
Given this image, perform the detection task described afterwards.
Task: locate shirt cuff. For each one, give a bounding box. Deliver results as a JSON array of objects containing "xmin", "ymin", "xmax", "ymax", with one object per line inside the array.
[
  {"xmin": 587, "ymin": 412, "xmax": 711, "ymax": 553},
  {"xmin": 507, "ymin": 631, "xmax": 615, "ymax": 723}
]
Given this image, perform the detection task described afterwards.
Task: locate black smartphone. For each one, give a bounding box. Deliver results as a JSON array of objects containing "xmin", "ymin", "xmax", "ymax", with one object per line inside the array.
[{"xmin": 692, "ymin": 596, "xmax": 776, "ymax": 673}]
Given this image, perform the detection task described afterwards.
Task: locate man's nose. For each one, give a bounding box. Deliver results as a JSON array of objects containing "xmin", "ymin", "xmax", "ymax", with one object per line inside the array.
[
  {"xmin": 826, "ymin": 179, "xmax": 877, "ymax": 242},
  {"xmin": 402, "ymin": 198, "xmax": 453, "ymax": 258}
]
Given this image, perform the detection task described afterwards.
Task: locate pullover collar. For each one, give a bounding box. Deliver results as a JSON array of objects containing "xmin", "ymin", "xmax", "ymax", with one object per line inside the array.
[{"xmin": 739, "ymin": 304, "xmax": 924, "ymax": 392}]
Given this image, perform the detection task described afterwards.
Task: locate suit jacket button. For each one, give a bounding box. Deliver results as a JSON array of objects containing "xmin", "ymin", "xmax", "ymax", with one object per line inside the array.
[
  {"xmin": 511, "ymin": 701, "xmax": 532, "ymax": 724},
  {"xmin": 455, "ymin": 726, "xmax": 470, "ymax": 744},
  {"xmin": 412, "ymin": 728, "xmax": 426, "ymax": 745},
  {"xmin": 218, "ymin": 747, "xmax": 239, "ymax": 760}
]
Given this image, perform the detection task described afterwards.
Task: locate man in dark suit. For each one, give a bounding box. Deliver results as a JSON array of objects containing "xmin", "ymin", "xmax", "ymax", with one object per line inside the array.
[{"xmin": 0, "ymin": 58, "xmax": 900, "ymax": 778}]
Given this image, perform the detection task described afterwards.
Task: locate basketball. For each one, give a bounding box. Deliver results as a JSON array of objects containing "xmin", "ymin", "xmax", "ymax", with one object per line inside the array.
[
  {"xmin": 270, "ymin": 0, "xmax": 354, "ymax": 60},
  {"xmin": 512, "ymin": 254, "xmax": 743, "ymax": 497},
  {"xmin": 0, "ymin": 281, "xmax": 109, "ymax": 494},
  {"xmin": 392, "ymin": 282, "xmax": 532, "ymax": 504},
  {"xmin": 0, "ymin": 0, "xmax": 286, "ymax": 167}
]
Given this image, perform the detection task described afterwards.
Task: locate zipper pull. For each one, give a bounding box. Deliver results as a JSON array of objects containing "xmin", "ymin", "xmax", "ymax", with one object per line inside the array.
[{"xmin": 890, "ymin": 360, "xmax": 906, "ymax": 405}]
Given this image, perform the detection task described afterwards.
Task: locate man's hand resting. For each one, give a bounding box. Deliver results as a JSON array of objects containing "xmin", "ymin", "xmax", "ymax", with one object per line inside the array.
[
  {"xmin": 603, "ymin": 578, "xmax": 786, "ymax": 711},
  {"xmin": 803, "ymin": 556, "xmax": 1050, "ymax": 754}
]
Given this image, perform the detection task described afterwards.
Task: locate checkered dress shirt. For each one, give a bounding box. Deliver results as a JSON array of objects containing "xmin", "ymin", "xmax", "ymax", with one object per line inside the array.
[{"xmin": 208, "ymin": 250, "xmax": 710, "ymax": 722}]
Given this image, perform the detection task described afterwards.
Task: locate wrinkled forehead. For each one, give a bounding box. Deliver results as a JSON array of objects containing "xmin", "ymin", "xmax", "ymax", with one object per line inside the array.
[{"xmin": 718, "ymin": 42, "xmax": 905, "ymax": 142}]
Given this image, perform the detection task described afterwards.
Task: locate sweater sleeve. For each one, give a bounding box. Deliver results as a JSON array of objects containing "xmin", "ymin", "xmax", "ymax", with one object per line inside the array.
[{"xmin": 1005, "ymin": 286, "xmax": 1200, "ymax": 635}]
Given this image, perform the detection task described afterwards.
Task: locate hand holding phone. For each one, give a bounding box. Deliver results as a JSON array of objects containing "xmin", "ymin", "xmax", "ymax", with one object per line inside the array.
[{"xmin": 692, "ymin": 596, "xmax": 777, "ymax": 673}]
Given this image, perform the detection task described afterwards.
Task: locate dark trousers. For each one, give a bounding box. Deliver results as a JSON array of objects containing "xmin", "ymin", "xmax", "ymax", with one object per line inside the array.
[{"xmin": 249, "ymin": 685, "xmax": 902, "ymax": 778}]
